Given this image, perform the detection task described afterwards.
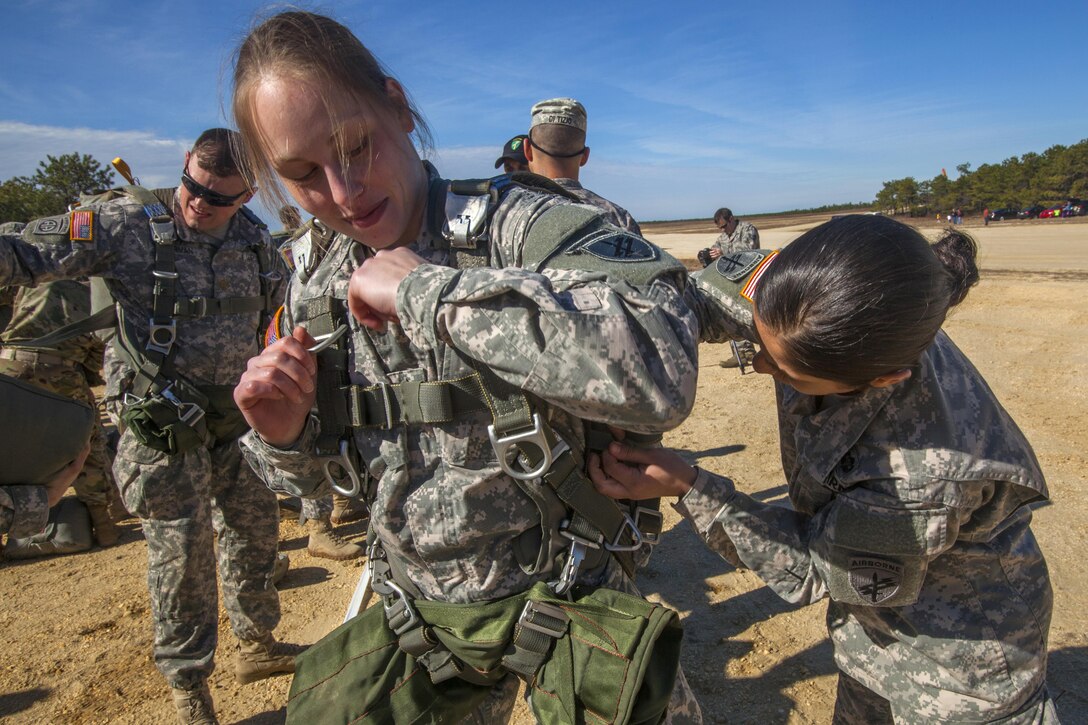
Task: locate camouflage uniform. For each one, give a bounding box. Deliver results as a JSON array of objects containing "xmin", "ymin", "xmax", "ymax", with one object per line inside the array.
[
  {"xmin": 686, "ymin": 256, "xmax": 1058, "ymax": 723},
  {"xmin": 0, "ymin": 189, "xmax": 286, "ymax": 690},
  {"xmin": 241, "ymin": 164, "xmax": 703, "ymax": 722},
  {"xmin": 0, "ymin": 482, "xmax": 50, "ymax": 537},
  {"xmin": 709, "ymin": 219, "xmax": 759, "ymax": 255},
  {"xmin": 550, "ymin": 177, "xmax": 643, "ymax": 235},
  {"xmin": 0, "ymin": 279, "xmax": 114, "ymax": 512}
]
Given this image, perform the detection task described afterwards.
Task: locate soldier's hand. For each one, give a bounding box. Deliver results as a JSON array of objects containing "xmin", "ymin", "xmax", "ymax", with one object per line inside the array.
[
  {"xmin": 234, "ymin": 326, "xmax": 318, "ymax": 448},
  {"xmin": 45, "ymin": 441, "xmax": 91, "ymax": 507},
  {"xmin": 588, "ymin": 442, "xmax": 696, "ymax": 500},
  {"xmin": 347, "ymin": 247, "xmax": 424, "ymax": 331},
  {"xmin": 708, "ymin": 248, "xmax": 723, "ymax": 260}
]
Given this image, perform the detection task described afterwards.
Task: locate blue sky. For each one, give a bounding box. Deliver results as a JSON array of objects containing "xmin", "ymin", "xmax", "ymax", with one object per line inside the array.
[{"xmin": 2, "ymin": 0, "xmax": 1085, "ymax": 225}]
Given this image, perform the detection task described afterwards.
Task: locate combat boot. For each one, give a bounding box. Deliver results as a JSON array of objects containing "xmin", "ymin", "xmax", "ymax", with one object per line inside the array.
[
  {"xmin": 271, "ymin": 552, "xmax": 290, "ymax": 586},
  {"xmin": 330, "ymin": 493, "xmax": 368, "ymax": 526},
  {"xmin": 306, "ymin": 518, "xmax": 364, "ymax": 560},
  {"xmin": 171, "ymin": 682, "xmax": 218, "ymax": 725},
  {"xmin": 234, "ymin": 632, "xmax": 307, "ymax": 684},
  {"xmin": 86, "ymin": 501, "xmax": 119, "ymax": 547}
]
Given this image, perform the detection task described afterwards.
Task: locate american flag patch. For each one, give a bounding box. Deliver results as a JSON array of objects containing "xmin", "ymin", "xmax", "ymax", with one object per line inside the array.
[
  {"xmin": 263, "ymin": 306, "xmax": 285, "ymax": 349},
  {"xmin": 739, "ymin": 250, "xmax": 779, "ymax": 303},
  {"xmin": 69, "ymin": 210, "xmax": 94, "ymax": 242}
]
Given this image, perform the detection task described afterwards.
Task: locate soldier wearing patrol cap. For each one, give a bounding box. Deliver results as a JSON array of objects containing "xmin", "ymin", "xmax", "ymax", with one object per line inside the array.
[
  {"xmin": 591, "ymin": 215, "xmax": 1059, "ymax": 724},
  {"xmin": 524, "ymin": 97, "xmax": 643, "ymax": 234},
  {"xmin": 0, "ymin": 129, "xmax": 301, "ymax": 724},
  {"xmin": 494, "ymin": 134, "xmax": 529, "ymax": 174}
]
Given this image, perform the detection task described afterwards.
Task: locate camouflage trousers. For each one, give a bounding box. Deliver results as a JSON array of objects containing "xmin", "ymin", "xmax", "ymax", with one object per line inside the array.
[
  {"xmin": 0, "ymin": 356, "xmax": 114, "ymax": 507},
  {"xmin": 299, "ymin": 495, "xmax": 333, "ymax": 521},
  {"xmin": 833, "ymin": 671, "xmax": 1062, "ymax": 724},
  {"xmin": 111, "ymin": 426, "xmax": 281, "ymax": 690}
]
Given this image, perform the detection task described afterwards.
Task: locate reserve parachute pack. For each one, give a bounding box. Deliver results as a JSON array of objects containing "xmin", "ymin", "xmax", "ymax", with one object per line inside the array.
[
  {"xmin": 285, "ymin": 170, "xmax": 684, "ymax": 724},
  {"xmin": 16, "ymin": 179, "xmax": 281, "ymax": 455},
  {"xmin": 0, "ymin": 371, "xmax": 95, "ymax": 486}
]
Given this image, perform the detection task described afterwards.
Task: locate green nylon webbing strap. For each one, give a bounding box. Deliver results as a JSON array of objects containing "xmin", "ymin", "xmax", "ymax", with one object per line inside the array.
[
  {"xmin": 346, "ymin": 374, "xmax": 490, "ymax": 428},
  {"xmin": 171, "ymin": 295, "xmax": 267, "ymax": 318}
]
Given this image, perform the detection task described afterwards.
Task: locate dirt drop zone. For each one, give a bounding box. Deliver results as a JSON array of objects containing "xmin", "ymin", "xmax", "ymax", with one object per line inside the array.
[{"xmin": 2, "ymin": 213, "xmax": 1085, "ymax": 724}]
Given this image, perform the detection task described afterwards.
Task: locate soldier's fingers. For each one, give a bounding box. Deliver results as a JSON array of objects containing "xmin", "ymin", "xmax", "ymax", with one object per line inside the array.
[
  {"xmin": 606, "ymin": 441, "xmax": 658, "ymax": 465},
  {"xmin": 252, "ymin": 343, "xmax": 316, "ymax": 392},
  {"xmin": 587, "ymin": 452, "xmax": 632, "ymax": 499}
]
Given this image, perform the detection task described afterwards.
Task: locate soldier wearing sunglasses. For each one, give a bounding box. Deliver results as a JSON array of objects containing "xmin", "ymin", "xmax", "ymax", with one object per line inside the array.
[{"xmin": 0, "ymin": 128, "xmax": 302, "ymax": 722}]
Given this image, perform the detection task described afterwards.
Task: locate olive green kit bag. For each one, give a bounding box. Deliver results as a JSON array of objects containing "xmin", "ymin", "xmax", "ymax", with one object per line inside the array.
[{"xmin": 287, "ymin": 581, "xmax": 682, "ymax": 724}]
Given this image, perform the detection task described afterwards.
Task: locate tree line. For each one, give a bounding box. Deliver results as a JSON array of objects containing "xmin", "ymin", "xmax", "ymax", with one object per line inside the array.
[
  {"xmin": 0, "ymin": 153, "xmax": 116, "ymax": 223},
  {"xmin": 874, "ymin": 139, "xmax": 1088, "ymax": 217}
]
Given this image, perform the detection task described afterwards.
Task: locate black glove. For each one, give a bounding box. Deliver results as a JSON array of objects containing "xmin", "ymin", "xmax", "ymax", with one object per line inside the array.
[{"xmin": 697, "ymin": 249, "xmax": 713, "ymax": 268}]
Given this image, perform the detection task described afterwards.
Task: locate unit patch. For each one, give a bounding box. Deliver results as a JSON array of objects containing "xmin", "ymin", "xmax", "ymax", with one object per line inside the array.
[
  {"xmin": 715, "ymin": 250, "xmax": 764, "ymax": 281},
  {"xmin": 849, "ymin": 556, "xmax": 903, "ymax": 604},
  {"xmin": 568, "ymin": 229, "xmax": 658, "ymax": 263},
  {"xmin": 69, "ymin": 210, "xmax": 94, "ymax": 242},
  {"xmin": 32, "ymin": 216, "xmax": 70, "ymax": 236}
]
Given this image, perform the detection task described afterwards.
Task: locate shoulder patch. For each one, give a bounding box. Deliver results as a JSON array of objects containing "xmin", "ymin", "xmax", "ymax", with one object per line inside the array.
[
  {"xmin": 739, "ymin": 250, "xmax": 778, "ymax": 302},
  {"xmin": 714, "ymin": 249, "xmax": 765, "ymax": 281},
  {"xmin": 568, "ymin": 228, "xmax": 659, "ymax": 263},
  {"xmin": 848, "ymin": 557, "xmax": 903, "ymax": 604},
  {"xmin": 32, "ymin": 216, "xmax": 70, "ymax": 237},
  {"xmin": 69, "ymin": 210, "xmax": 94, "ymax": 242},
  {"xmin": 264, "ymin": 305, "xmax": 286, "ymax": 349}
]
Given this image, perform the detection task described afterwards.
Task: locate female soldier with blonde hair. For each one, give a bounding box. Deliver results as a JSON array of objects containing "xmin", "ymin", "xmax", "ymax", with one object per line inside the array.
[{"xmin": 231, "ymin": 10, "xmax": 702, "ymax": 724}]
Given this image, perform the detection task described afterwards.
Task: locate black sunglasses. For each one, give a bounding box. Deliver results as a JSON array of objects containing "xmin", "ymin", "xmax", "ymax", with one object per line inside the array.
[{"xmin": 181, "ymin": 166, "xmax": 248, "ymax": 207}]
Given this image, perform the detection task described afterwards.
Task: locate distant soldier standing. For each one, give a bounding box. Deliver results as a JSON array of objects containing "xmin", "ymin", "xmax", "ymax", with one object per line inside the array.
[
  {"xmin": 524, "ymin": 97, "xmax": 643, "ymax": 234},
  {"xmin": 0, "ymin": 129, "xmax": 300, "ymax": 725}
]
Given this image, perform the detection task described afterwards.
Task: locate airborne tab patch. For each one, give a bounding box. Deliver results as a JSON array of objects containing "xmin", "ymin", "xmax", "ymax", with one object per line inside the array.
[
  {"xmin": 569, "ymin": 229, "xmax": 658, "ymax": 263},
  {"xmin": 849, "ymin": 556, "xmax": 903, "ymax": 604},
  {"xmin": 69, "ymin": 210, "xmax": 94, "ymax": 242}
]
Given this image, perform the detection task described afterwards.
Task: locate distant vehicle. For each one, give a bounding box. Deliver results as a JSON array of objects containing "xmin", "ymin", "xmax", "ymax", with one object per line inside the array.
[
  {"xmin": 1039, "ymin": 206, "xmax": 1064, "ymax": 219},
  {"xmin": 987, "ymin": 207, "xmax": 1020, "ymax": 221},
  {"xmin": 1018, "ymin": 205, "xmax": 1047, "ymax": 219}
]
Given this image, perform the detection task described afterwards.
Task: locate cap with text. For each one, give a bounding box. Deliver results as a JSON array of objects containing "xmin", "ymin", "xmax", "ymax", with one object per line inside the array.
[{"xmin": 530, "ymin": 98, "xmax": 587, "ymax": 131}]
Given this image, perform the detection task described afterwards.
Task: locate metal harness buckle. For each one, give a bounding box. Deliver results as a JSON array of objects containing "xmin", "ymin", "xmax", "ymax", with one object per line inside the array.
[
  {"xmin": 488, "ymin": 413, "xmax": 562, "ymax": 480},
  {"xmin": 517, "ymin": 600, "xmax": 568, "ymax": 639},
  {"xmin": 553, "ymin": 521, "xmax": 603, "ymax": 596},
  {"xmin": 146, "ymin": 319, "xmax": 177, "ymax": 355},
  {"xmin": 159, "ymin": 384, "xmax": 205, "ymax": 426},
  {"xmin": 603, "ymin": 512, "xmax": 644, "ymax": 552},
  {"xmin": 633, "ymin": 506, "xmax": 663, "ymax": 546},
  {"xmin": 367, "ymin": 547, "xmax": 420, "ymax": 636},
  {"xmin": 323, "ymin": 438, "xmax": 363, "ymax": 497}
]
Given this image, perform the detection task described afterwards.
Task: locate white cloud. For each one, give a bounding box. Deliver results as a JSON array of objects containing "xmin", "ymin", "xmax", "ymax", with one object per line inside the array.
[{"xmin": 0, "ymin": 121, "xmax": 190, "ymax": 189}]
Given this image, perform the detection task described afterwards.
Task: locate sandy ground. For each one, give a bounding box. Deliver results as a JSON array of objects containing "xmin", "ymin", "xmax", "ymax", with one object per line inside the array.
[{"xmin": 1, "ymin": 214, "xmax": 1085, "ymax": 724}]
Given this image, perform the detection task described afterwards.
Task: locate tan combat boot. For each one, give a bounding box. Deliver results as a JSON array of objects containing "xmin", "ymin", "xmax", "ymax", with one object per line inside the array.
[
  {"xmin": 171, "ymin": 682, "xmax": 218, "ymax": 725},
  {"xmin": 306, "ymin": 517, "xmax": 364, "ymax": 560},
  {"xmin": 86, "ymin": 501, "xmax": 119, "ymax": 547},
  {"xmin": 330, "ymin": 493, "xmax": 368, "ymax": 526},
  {"xmin": 271, "ymin": 552, "xmax": 290, "ymax": 586},
  {"xmin": 234, "ymin": 632, "xmax": 307, "ymax": 684}
]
